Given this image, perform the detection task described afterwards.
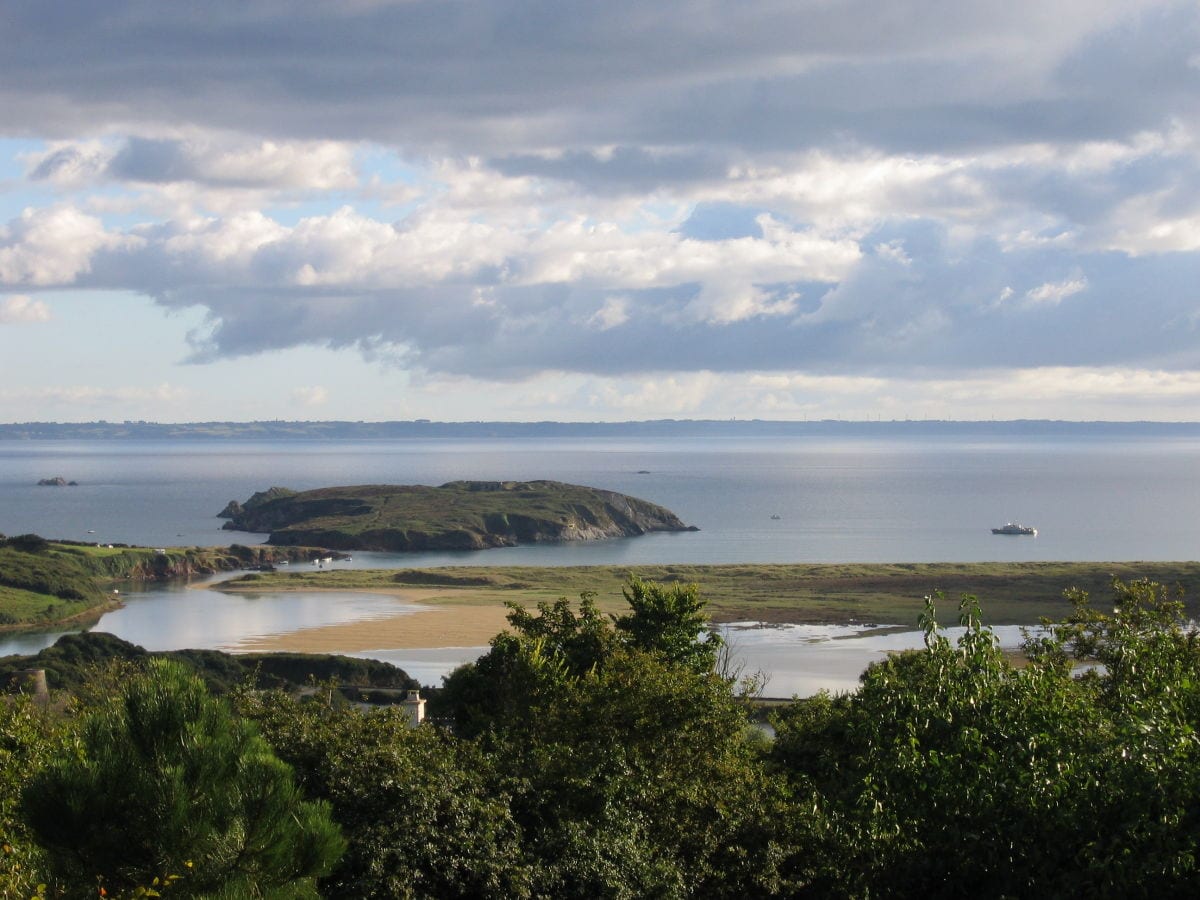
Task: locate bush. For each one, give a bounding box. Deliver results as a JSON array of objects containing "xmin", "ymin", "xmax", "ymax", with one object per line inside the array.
[{"xmin": 3, "ymin": 534, "xmax": 49, "ymax": 554}]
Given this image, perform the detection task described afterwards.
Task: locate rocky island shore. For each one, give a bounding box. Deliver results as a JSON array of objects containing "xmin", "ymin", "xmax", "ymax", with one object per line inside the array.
[{"xmin": 219, "ymin": 480, "xmax": 697, "ymax": 552}]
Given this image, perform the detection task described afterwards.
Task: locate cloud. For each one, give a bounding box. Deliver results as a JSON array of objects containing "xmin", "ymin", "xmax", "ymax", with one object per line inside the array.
[
  {"xmin": 587, "ymin": 296, "xmax": 630, "ymax": 331},
  {"xmin": 1, "ymin": 196, "xmax": 1199, "ymax": 380},
  {"xmin": 24, "ymin": 136, "xmax": 359, "ymax": 194},
  {"xmin": 2, "ymin": 0, "xmax": 1199, "ymax": 412},
  {"xmin": 0, "ymin": 294, "xmax": 50, "ymax": 323},
  {"xmin": 0, "ymin": 383, "xmax": 186, "ymax": 406},
  {"xmin": 291, "ymin": 385, "xmax": 329, "ymax": 407},
  {"xmin": 1026, "ymin": 275, "xmax": 1088, "ymax": 305},
  {"xmin": 0, "ymin": 206, "xmax": 131, "ymax": 286},
  {"xmin": 0, "ymin": 1, "xmax": 1190, "ymax": 156}
]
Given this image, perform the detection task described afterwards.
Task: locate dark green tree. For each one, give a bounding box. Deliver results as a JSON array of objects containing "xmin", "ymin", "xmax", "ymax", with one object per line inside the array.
[
  {"xmin": 772, "ymin": 584, "xmax": 1200, "ymax": 898},
  {"xmin": 240, "ymin": 688, "xmax": 532, "ymax": 899},
  {"xmin": 438, "ymin": 581, "xmax": 800, "ymax": 897},
  {"xmin": 436, "ymin": 593, "xmax": 619, "ymax": 738},
  {"xmin": 613, "ymin": 577, "xmax": 722, "ymax": 674},
  {"xmin": 491, "ymin": 646, "xmax": 800, "ymax": 898},
  {"xmin": 21, "ymin": 658, "xmax": 344, "ymax": 898}
]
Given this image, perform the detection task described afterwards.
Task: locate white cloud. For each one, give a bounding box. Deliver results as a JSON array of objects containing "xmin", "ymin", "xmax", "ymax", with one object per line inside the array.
[
  {"xmin": 0, "ymin": 206, "xmax": 130, "ymax": 286},
  {"xmin": 0, "ymin": 295, "xmax": 50, "ymax": 323},
  {"xmin": 587, "ymin": 296, "xmax": 630, "ymax": 330},
  {"xmin": 1025, "ymin": 275, "xmax": 1088, "ymax": 305},
  {"xmin": 1, "ymin": 0, "xmax": 1199, "ymax": 419}
]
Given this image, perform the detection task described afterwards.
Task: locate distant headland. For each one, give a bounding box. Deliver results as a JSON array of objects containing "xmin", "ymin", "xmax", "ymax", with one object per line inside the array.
[
  {"xmin": 3, "ymin": 419, "xmax": 1200, "ymax": 440},
  {"xmin": 219, "ymin": 480, "xmax": 697, "ymax": 552}
]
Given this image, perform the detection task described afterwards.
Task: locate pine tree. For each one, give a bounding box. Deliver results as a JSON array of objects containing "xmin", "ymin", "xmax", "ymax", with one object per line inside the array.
[{"xmin": 21, "ymin": 658, "xmax": 344, "ymax": 897}]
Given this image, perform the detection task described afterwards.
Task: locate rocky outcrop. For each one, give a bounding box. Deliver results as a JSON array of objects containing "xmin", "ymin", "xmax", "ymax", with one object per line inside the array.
[
  {"xmin": 221, "ymin": 480, "xmax": 697, "ymax": 552},
  {"xmin": 37, "ymin": 476, "xmax": 77, "ymax": 486},
  {"xmin": 217, "ymin": 486, "xmax": 295, "ymax": 519}
]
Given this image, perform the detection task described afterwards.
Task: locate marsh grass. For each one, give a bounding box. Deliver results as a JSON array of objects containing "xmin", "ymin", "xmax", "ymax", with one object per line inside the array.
[{"xmin": 217, "ymin": 561, "xmax": 1200, "ymax": 626}]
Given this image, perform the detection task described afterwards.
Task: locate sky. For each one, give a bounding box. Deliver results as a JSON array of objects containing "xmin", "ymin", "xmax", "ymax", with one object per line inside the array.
[{"xmin": 1, "ymin": 1, "xmax": 1199, "ymax": 423}]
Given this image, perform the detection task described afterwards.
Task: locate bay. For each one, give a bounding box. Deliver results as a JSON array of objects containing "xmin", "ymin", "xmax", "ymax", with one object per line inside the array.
[
  {"xmin": 2, "ymin": 434, "xmax": 1199, "ymax": 562},
  {"xmin": 1, "ymin": 434, "xmax": 1196, "ymax": 694}
]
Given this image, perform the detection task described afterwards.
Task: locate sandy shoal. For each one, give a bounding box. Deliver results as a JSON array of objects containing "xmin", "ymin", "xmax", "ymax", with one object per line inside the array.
[{"xmin": 232, "ymin": 589, "xmax": 514, "ymax": 653}]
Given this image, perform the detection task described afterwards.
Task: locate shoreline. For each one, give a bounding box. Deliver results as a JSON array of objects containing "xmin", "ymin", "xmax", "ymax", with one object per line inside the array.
[
  {"xmin": 229, "ymin": 587, "xmax": 516, "ymax": 653},
  {"xmin": 231, "ymin": 605, "xmax": 508, "ymax": 653}
]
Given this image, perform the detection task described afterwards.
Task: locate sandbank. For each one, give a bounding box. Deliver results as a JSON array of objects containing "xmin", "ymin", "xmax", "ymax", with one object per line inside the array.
[{"xmin": 232, "ymin": 590, "xmax": 514, "ymax": 653}]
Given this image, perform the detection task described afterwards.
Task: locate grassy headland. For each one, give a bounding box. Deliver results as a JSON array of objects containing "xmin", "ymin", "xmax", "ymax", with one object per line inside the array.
[
  {"xmin": 218, "ymin": 560, "xmax": 1200, "ymax": 626},
  {"xmin": 0, "ymin": 537, "xmax": 315, "ymax": 631}
]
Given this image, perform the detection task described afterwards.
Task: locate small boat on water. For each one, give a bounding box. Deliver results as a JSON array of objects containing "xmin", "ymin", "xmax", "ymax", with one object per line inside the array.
[{"xmin": 992, "ymin": 522, "xmax": 1037, "ymax": 536}]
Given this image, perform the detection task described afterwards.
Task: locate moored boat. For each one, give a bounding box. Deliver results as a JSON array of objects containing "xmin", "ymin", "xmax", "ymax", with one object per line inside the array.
[{"xmin": 992, "ymin": 522, "xmax": 1037, "ymax": 536}]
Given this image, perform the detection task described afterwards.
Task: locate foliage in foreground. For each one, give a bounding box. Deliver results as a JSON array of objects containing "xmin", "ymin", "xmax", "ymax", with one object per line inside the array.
[
  {"xmin": 435, "ymin": 579, "xmax": 797, "ymax": 898},
  {"xmin": 772, "ymin": 579, "xmax": 1200, "ymax": 898},
  {"xmin": 240, "ymin": 690, "xmax": 531, "ymax": 899},
  {"xmin": 4, "ymin": 576, "xmax": 1200, "ymax": 898},
  {"xmin": 21, "ymin": 659, "xmax": 344, "ymax": 898}
]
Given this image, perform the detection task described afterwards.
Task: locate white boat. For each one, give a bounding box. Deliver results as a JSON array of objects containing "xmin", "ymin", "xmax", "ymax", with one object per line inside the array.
[{"xmin": 992, "ymin": 522, "xmax": 1037, "ymax": 536}]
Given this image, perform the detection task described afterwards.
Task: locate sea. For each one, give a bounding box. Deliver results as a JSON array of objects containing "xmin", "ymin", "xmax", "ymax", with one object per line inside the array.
[{"xmin": 1, "ymin": 434, "xmax": 1197, "ymax": 694}]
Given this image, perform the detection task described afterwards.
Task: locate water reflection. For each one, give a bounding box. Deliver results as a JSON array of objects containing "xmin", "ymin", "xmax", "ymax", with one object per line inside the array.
[
  {"xmin": 0, "ymin": 580, "xmax": 417, "ymax": 657},
  {"xmin": 717, "ymin": 622, "xmax": 1033, "ymax": 698},
  {"xmin": 0, "ymin": 580, "xmax": 1035, "ymax": 698}
]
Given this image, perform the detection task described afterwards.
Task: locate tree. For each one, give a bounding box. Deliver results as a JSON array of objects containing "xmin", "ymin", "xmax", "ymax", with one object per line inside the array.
[
  {"xmin": 438, "ymin": 578, "xmax": 726, "ymax": 738},
  {"xmin": 771, "ymin": 585, "xmax": 1200, "ymax": 897},
  {"xmin": 613, "ymin": 577, "xmax": 722, "ymax": 674},
  {"xmin": 21, "ymin": 658, "xmax": 344, "ymax": 898},
  {"xmin": 438, "ymin": 581, "xmax": 799, "ymax": 897},
  {"xmin": 490, "ymin": 646, "xmax": 799, "ymax": 898},
  {"xmin": 240, "ymin": 688, "xmax": 532, "ymax": 899}
]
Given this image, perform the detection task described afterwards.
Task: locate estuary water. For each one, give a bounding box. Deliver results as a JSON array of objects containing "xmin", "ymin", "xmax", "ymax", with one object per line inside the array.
[
  {"xmin": 0, "ymin": 573, "xmax": 1033, "ymax": 697},
  {"xmin": 0, "ymin": 434, "xmax": 1196, "ymax": 694}
]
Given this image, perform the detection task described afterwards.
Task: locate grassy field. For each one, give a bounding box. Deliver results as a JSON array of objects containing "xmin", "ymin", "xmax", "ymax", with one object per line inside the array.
[
  {"xmin": 219, "ymin": 560, "xmax": 1200, "ymax": 626},
  {"xmin": 0, "ymin": 540, "xmax": 111, "ymax": 627}
]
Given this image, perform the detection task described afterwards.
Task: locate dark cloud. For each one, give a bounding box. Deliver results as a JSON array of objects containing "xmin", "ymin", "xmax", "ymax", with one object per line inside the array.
[
  {"xmin": 490, "ymin": 147, "xmax": 731, "ymax": 193},
  {"xmin": 108, "ymin": 138, "xmax": 197, "ymax": 184},
  {"xmin": 2, "ymin": 1, "xmax": 1193, "ymax": 157}
]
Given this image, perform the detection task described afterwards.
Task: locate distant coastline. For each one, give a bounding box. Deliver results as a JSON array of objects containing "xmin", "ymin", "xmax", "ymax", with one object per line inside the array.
[{"xmin": 3, "ymin": 418, "xmax": 1200, "ymax": 440}]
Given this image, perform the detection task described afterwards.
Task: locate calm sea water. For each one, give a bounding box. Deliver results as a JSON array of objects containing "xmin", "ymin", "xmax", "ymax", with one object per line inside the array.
[
  {"xmin": 2, "ymin": 434, "xmax": 1199, "ymax": 562},
  {"xmin": 2, "ymin": 435, "xmax": 1196, "ymax": 692}
]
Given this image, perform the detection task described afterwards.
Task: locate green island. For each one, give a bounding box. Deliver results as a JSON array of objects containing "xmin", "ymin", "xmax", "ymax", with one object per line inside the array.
[{"xmin": 218, "ymin": 480, "xmax": 697, "ymax": 551}]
